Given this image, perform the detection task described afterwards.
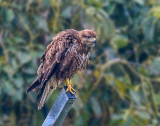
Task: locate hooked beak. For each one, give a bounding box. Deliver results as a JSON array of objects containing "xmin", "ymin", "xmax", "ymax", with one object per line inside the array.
[
  {"xmin": 93, "ymin": 38, "xmax": 96, "ymax": 44},
  {"xmin": 89, "ymin": 38, "xmax": 96, "ymax": 47}
]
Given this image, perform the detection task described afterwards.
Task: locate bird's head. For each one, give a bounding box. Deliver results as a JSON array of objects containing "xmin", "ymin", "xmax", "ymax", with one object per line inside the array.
[{"xmin": 79, "ymin": 29, "xmax": 97, "ymax": 47}]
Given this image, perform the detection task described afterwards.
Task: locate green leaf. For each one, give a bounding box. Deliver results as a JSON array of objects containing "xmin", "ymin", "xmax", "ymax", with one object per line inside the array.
[
  {"xmin": 149, "ymin": 57, "xmax": 160, "ymax": 75},
  {"xmin": 130, "ymin": 90, "xmax": 141, "ymax": 105},
  {"xmin": 43, "ymin": 0, "xmax": 51, "ymax": 7},
  {"xmin": 90, "ymin": 97, "xmax": 102, "ymax": 118},
  {"xmin": 137, "ymin": 111, "xmax": 150, "ymax": 119},
  {"xmin": 2, "ymin": 8, "xmax": 15, "ymax": 22},
  {"xmin": 143, "ymin": 17, "xmax": 155, "ymax": 42},
  {"xmin": 35, "ymin": 16, "xmax": 48, "ymax": 32},
  {"xmin": 111, "ymin": 35, "xmax": 129, "ymax": 49},
  {"xmin": 150, "ymin": 6, "xmax": 160, "ymax": 18},
  {"xmin": 12, "ymin": 89, "xmax": 23, "ymax": 102},
  {"xmin": 12, "ymin": 75, "xmax": 23, "ymax": 88},
  {"xmin": 62, "ymin": 6, "xmax": 72, "ymax": 18},
  {"xmin": 153, "ymin": 93, "xmax": 160, "ymax": 105},
  {"xmin": 17, "ymin": 52, "xmax": 31, "ymax": 64},
  {"xmin": 2, "ymin": 81, "xmax": 14, "ymax": 96},
  {"xmin": 115, "ymin": 79, "xmax": 126, "ymax": 99},
  {"xmin": 134, "ymin": 0, "xmax": 144, "ymax": 5}
]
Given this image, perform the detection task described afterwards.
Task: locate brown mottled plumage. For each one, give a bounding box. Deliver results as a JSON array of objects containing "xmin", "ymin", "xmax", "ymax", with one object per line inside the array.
[{"xmin": 27, "ymin": 29, "xmax": 97, "ymax": 110}]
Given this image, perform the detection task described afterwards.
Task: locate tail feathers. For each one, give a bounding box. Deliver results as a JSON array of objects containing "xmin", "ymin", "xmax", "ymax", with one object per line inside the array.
[
  {"xmin": 36, "ymin": 81, "xmax": 57, "ymax": 110},
  {"xmin": 37, "ymin": 83, "xmax": 49, "ymax": 110},
  {"xmin": 27, "ymin": 77, "xmax": 40, "ymax": 93}
]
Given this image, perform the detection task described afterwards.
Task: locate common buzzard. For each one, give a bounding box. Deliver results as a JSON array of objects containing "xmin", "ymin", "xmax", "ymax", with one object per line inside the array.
[{"xmin": 27, "ymin": 29, "xmax": 97, "ymax": 110}]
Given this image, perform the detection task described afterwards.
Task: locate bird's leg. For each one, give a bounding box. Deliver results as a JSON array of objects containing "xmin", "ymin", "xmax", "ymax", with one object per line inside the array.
[{"xmin": 65, "ymin": 78, "xmax": 75, "ymax": 94}]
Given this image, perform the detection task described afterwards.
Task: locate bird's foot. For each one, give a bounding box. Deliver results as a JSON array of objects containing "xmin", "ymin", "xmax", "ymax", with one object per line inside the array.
[
  {"xmin": 65, "ymin": 78, "xmax": 76, "ymax": 94},
  {"xmin": 66, "ymin": 84, "xmax": 76, "ymax": 94}
]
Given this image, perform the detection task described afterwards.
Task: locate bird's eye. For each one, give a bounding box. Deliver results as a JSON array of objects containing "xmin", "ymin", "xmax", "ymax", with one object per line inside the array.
[{"xmin": 86, "ymin": 36, "xmax": 91, "ymax": 39}]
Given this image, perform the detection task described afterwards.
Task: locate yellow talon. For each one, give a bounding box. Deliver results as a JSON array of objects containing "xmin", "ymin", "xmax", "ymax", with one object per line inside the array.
[{"xmin": 65, "ymin": 78, "xmax": 75, "ymax": 94}]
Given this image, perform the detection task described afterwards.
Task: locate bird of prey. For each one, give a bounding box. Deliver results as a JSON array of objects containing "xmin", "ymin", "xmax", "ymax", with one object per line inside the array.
[{"xmin": 27, "ymin": 29, "xmax": 97, "ymax": 110}]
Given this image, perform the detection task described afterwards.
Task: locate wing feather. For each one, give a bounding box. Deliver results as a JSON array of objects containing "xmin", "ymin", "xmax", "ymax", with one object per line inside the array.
[{"xmin": 27, "ymin": 30, "xmax": 79, "ymax": 109}]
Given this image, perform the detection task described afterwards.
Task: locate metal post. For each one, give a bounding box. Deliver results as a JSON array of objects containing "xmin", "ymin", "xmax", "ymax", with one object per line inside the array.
[{"xmin": 42, "ymin": 86, "xmax": 76, "ymax": 126}]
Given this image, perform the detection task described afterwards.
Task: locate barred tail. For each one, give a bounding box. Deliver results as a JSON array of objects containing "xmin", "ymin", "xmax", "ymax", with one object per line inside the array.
[
  {"xmin": 36, "ymin": 77, "xmax": 58, "ymax": 110},
  {"xmin": 36, "ymin": 83, "xmax": 50, "ymax": 110}
]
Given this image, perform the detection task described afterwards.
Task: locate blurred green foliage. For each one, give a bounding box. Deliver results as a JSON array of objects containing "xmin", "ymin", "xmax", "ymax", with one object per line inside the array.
[{"xmin": 0, "ymin": 0, "xmax": 160, "ymax": 126}]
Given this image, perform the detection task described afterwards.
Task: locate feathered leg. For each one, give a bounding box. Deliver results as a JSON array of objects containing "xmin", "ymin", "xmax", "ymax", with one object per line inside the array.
[{"xmin": 65, "ymin": 78, "xmax": 75, "ymax": 94}]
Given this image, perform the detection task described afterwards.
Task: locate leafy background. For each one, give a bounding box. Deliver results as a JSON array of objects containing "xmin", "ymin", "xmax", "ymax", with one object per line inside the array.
[{"xmin": 0, "ymin": 0, "xmax": 160, "ymax": 126}]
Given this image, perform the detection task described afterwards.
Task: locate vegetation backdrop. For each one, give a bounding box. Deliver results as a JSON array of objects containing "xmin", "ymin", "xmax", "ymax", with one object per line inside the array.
[{"xmin": 0, "ymin": 0, "xmax": 160, "ymax": 126}]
